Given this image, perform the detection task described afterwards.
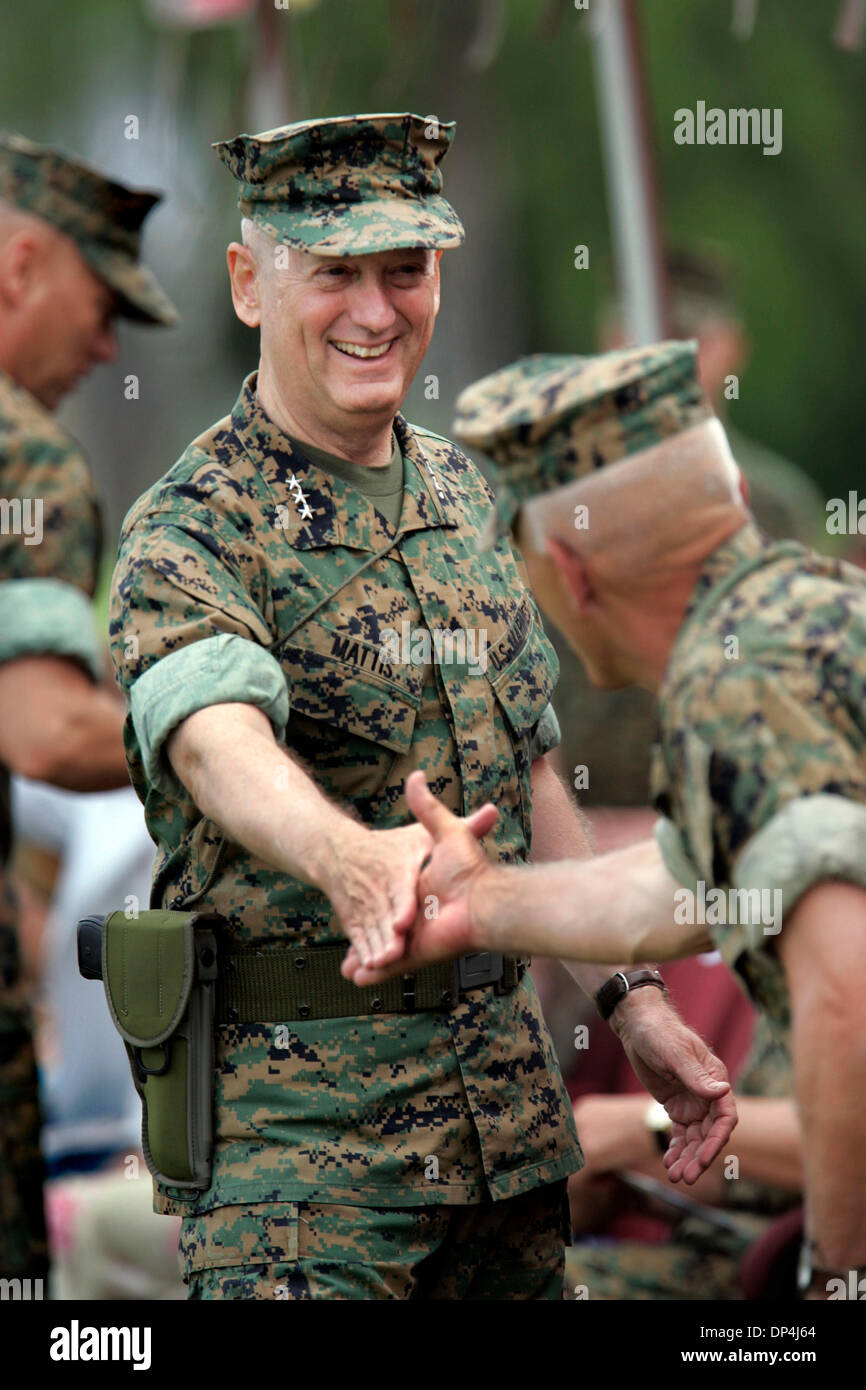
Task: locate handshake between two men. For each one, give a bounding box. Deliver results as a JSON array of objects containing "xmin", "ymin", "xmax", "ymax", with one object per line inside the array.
[
  {"xmin": 167, "ymin": 704, "xmax": 735, "ymax": 1191},
  {"xmin": 338, "ymin": 768, "xmax": 739, "ymax": 1188}
]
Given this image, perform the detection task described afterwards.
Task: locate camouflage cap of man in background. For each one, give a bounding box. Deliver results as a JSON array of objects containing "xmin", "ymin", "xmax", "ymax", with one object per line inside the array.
[
  {"xmin": 0, "ymin": 132, "xmax": 177, "ymax": 328},
  {"xmin": 453, "ymin": 340, "xmax": 712, "ymax": 541},
  {"xmin": 0, "ymin": 133, "xmax": 176, "ymax": 1282}
]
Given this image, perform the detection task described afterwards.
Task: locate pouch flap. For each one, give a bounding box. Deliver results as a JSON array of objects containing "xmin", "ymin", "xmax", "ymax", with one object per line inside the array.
[
  {"xmin": 102, "ymin": 909, "xmax": 197, "ymax": 1048},
  {"xmin": 279, "ymin": 639, "xmax": 419, "ymax": 754},
  {"xmin": 485, "ymin": 601, "xmax": 558, "ymax": 739}
]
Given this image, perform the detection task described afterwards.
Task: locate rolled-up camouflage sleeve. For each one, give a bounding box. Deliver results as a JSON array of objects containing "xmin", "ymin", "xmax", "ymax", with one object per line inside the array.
[
  {"xmin": 733, "ymin": 793, "xmax": 866, "ymax": 946},
  {"xmin": 653, "ymin": 815, "xmax": 701, "ymax": 890},
  {"xmin": 130, "ymin": 633, "xmax": 289, "ymax": 795},
  {"xmin": 0, "ymin": 577, "xmax": 103, "ymax": 680},
  {"xmin": 684, "ymin": 663, "xmax": 866, "ymax": 936},
  {"xmin": 0, "ymin": 419, "xmax": 104, "ymax": 679},
  {"xmin": 111, "ymin": 511, "xmax": 287, "ymax": 796},
  {"xmin": 529, "ymin": 701, "xmax": 561, "ymax": 761}
]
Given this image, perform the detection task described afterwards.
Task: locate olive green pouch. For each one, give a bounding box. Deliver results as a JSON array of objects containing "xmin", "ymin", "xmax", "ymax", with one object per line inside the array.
[{"xmin": 101, "ymin": 909, "xmax": 218, "ymax": 1189}]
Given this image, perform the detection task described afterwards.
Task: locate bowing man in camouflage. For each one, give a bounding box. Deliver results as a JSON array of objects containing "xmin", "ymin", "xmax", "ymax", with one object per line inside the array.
[
  {"xmin": 0, "ymin": 134, "xmax": 176, "ymax": 1280},
  {"xmin": 111, "ymin": 116, "xmax": 735, "ymax": 1301},
  {"xmin": 350, "ymin": 341, "xmax": 866, "ymax": 1299}
]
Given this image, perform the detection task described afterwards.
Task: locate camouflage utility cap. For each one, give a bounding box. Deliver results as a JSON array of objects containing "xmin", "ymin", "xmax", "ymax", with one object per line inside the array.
[
  {"xmin": 0, "ymin": 133, "xmax": 177, "ymax": 326},
  {"xmin": 214, "ymin": 112, "xmax": 465, "ymax": 256},
  {"xmin": 453, "ymin": 341, "xmax": 712, "ymax": 529}
]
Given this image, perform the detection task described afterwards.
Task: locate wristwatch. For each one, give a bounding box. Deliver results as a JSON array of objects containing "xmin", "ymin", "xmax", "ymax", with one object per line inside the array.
[
  {"xmin": 595, "ymin": 968, "xmax": 666, "ymax": 1021},
  {"xmin": 644, "ymin": 1099, "xmax": 673, "ymax": 1155},
  {"xmin": 797, "ymin": 1241, "xmax": 866, "ymax": 1299}
]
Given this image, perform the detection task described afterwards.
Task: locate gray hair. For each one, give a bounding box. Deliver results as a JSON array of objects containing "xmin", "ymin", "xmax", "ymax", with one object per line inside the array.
[{"xmin": 240, "ymin": 217, "xmax": 283, "ymax": 277}]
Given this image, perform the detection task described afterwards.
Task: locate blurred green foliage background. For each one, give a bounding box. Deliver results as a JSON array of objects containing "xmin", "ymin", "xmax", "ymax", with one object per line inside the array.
[{"xmin": 2, "ymin": 0, "xmax": 863, "ymax": 545}]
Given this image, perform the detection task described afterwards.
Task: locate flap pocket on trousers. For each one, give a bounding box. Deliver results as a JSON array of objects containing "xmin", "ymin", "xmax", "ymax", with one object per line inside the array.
[{"xmin": 179, "ymin": 1202, "xmax": 300, "ymax": 1272}]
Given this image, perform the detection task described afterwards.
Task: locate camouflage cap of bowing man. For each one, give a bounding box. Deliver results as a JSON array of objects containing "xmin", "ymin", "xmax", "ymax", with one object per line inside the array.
[
  {"xmin": 452, "ymin": 340, "xmax": 714, "ymax": 534},
  {"xmin": 0, "ymin": 133, "xmax": 178, "ymax": 327},
  {"xmin": 213, "ymin": 112, "xmax": 465, "ymax": 257}
]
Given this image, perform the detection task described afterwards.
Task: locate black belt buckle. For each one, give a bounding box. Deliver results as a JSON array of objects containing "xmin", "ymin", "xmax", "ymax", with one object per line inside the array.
[{"xmin": 454, "ymin": 951, "xmax": 504, "ymax": 997}]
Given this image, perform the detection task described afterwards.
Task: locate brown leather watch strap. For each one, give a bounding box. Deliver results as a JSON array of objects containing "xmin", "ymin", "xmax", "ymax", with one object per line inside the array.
[{"xmin": 595, "ymin": 968, "xmax": 666, "ymax": 1022}]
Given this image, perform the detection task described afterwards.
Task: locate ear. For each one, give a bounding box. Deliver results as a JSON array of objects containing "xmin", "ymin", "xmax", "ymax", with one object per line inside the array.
[
  {"xmin": 226, "ymin": 242, "xmax": 262, "ymax": 328},
  {"xmin": 546, "ymin": 536, "xmax": 592, "ymax": 610},
  {"xmin": 0, "ymin": 230, "xmax": 41, "ymax": 309}
]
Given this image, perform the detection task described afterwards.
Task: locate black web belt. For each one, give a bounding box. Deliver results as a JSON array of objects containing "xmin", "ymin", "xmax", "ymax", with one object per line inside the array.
[{"xmin": 215, "ymin": 942, "xmax": 526, "ymax": 1023}]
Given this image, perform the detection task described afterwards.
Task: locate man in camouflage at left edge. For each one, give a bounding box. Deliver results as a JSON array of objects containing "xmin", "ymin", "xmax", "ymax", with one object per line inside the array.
[
  {"xmin": 352, "ymin": 342, "xmax": 866, "ymax": 1300},
  {"xmin": 109, "ymin": 113, "xmax": 735, "ymax": 1300},
  {"xmin": 0, "ymin": 133, "xmax": 177, "ymax": 1282}
]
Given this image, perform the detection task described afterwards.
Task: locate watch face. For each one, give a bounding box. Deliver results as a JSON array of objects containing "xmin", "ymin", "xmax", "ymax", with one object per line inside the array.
[{"xmin": 645, "ymin": 1100, "xmax": 670, "ymax": 1132}]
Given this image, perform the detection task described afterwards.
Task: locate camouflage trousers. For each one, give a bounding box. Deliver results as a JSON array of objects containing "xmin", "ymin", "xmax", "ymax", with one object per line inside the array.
[
  {"xmin": 180, "ymin": 1179, "xmax": 570, "ymax": 1300},
  {"xmin": 565, "ymin": 1236, "xmax": 742, "ymax": 1301},
  {"xmin": 0, "ymin": 994, "xmax": 48, "ymax": 1280}
]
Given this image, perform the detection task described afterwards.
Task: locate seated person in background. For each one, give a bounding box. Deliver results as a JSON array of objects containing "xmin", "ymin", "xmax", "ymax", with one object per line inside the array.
[
  {"xmin": 12, "ymin": 776, "xmax": 183, "ymax": 1299},
  {"xmin": 565, "ymin": 956, "xmax": 799, "ymax": 1301}
]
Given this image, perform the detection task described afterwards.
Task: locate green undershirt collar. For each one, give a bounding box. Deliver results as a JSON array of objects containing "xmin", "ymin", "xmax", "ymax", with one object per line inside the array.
[{"xmin": 287, "ymin": 430, "xmax": 404, "ymax": 529}]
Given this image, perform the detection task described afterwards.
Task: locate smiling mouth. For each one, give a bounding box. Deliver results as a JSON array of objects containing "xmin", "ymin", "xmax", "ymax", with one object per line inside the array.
[{"xmin": 331, "ymin": 339, "xmax": 395, "ymax": 360}]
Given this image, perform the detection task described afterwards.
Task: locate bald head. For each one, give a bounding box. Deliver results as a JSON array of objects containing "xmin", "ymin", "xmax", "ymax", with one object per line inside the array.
[
  {"xmin": 514, "ymin": 418, "xmax": 750, "ymax": 690},
  {"xmin": 518, "ymin": 418, "xmax": 747, "ymax": 585}
]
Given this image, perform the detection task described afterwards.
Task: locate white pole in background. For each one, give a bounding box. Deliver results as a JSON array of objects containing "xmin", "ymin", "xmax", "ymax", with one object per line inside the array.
[{"xmin": 589, "ymin": 0, "xmax": 667, "ymax": 345}]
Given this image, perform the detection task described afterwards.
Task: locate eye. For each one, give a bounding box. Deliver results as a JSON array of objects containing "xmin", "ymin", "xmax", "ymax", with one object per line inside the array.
[{"xmin": 390, "ymin": 262, "xmax": 426, "ymax": 284}]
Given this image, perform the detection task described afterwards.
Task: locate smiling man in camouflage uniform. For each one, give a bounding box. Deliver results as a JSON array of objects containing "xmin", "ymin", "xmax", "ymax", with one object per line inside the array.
[
  {"xmin": 354, "ymin": 342, "xmax": 866, "ymax": 1299},
  {"xmin": 0, "ymin": 133, "xmax": 176, "ymax": 1281},
  {"xmin": 110, "ymin": 117, "xmax": 735, "ymax": 1301}
]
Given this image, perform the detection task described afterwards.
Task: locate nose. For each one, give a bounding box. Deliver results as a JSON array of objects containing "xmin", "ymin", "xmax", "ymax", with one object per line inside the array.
[{"xmin": 348, "ymin": 270, "xmax": 398, "ymax": 336}]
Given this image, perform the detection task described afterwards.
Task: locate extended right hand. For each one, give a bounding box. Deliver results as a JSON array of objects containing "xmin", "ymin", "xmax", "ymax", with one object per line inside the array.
[
  {"xmin": 316, "ymin": 818, "xmax": 436, "ymax": 969},
  {"xmin": 341, "ymin": 771, "xmax": 499, "ymax": 983}
]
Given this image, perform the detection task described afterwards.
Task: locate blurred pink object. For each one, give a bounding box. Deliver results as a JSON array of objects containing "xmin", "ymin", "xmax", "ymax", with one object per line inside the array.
[
  {"xmin": 45, "ymin": 1183, "xmax": 84, "ymax": 1259},
  {"xmin": 46, "ymin": 1173, "xmax": 184, "ymax": 1300},
  {"xmin": 834, "ymin": 0, "xmax": 865, "ymax": 49},
  {"xmin": 146, "ymin": 0, "xmax": 256, "ymax": 27}
]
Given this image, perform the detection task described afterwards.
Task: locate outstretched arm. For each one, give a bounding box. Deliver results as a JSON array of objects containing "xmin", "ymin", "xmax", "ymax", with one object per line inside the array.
[
  {"xmin": 343, "ymin": 769, "xmax": 712, "ymax": 976},
  {"xmin": 526, "ymin": 759, "xmax": 735, "ymax": 1184},
  {"xmin": 168, "ymin": 703, "xmax": 444, "ymax": 970},
  {"xmin": 343, "ymin": 769, "xmax": 734, "ymax": 1183},
  {"xmin": 527, "ymin": 755, "xmax": 683, "ymax": 1000}
]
